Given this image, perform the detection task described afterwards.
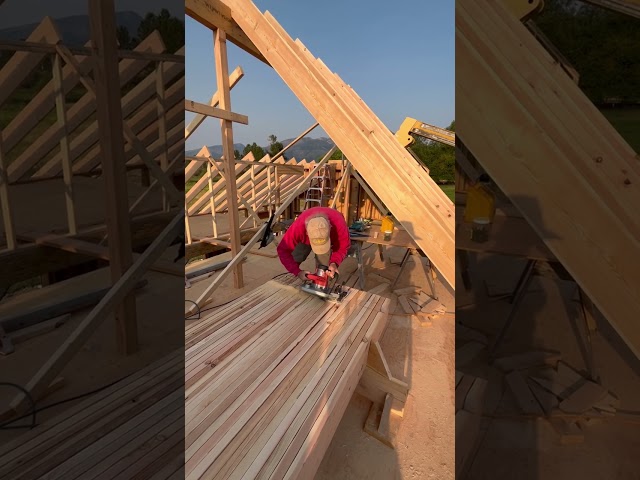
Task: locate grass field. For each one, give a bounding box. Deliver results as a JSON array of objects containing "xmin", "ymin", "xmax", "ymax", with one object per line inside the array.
[
  {"xmin": 600, "ymin": 107, "xmax": 640, "ymax": 154},
  {"xmin": 440, "ymin": 184, "xmax": 455, "ymax": 202}
]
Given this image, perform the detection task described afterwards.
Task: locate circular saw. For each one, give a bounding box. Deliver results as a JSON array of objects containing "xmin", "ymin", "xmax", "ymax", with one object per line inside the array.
[{"xmin": 300, "ymin": 264, "xmax": 349, "ymax": 303}]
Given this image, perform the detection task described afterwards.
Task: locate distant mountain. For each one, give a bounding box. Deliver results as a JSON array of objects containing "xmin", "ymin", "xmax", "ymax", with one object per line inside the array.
[
  {"xmin": 0, "ymin": 11, "xmax": 143, "ymax": 46},
  {"xmin": 185, "ymin": 137, "xmax": 336, "ymax": 162}
]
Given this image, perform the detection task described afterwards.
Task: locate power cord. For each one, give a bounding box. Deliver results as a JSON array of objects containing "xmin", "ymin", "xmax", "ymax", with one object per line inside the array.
[{"xmin": 0, "ymin": 376, "xmax": 126, "ymax": 430}]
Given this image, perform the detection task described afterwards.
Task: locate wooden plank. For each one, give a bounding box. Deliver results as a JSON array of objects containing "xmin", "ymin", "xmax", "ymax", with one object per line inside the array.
[
  {"xmin": 0, "ymin": 17, "xmax": 61, "ymax": 106},
  {"xmin": 214, "ymin": 28, "xmax": 244, "ymax": 289},
  {"xmin": 89, "ymin": 0, "xmax": 137, "ymax": 354},
  {"xmin": 493, "ymin": 350, "xmax": 562, "ymax": 372},
  {"xmin": 284, "ymin": 342, "xmax": 367, "ymax": 480},
  {"xmin": 185, "ymin": 66, "xmax": 244, "ymax": 140},
  {"xmin": 457, "ymin": 0, "xmax": 640, "ymax": 358},
  {"xmin": 527, "ymin": 378, "xmax": 559, "ymax": 415},
  {"xmin": 559, "ymin": 380, "xmax": 609, "ymax": 414},
  {"xmin": 455, "ymin": 374, "xmax": 475, "ymax": 412},
  {"xmin": 505, "ymin": 371, "xmax": 544, "ymax": 415},
  {"xmin": 184, "ymin": 99, "xmax": 248, "ymax": 124},
  {"xmin": 52, "ymin": 52, "xmax": 77, "ymax": 234},
  {"xmin": 0, "ymin": 133, "xmax": 16, "ymax": 250},
  {"xmin": 8, "ymin": 314, "xmax": 70, "ymax": 344},
  {"xmin": 10, "ymin": 212, "xmax": 183, "ymax": 413}
]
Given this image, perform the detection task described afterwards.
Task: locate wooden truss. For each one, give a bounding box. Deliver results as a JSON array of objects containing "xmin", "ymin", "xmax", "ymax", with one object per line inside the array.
[
  {"xmin": 2, "ymin": 0, "xmax": 185, "ymax": 412},
  {"xmin": 185, "ymin": 0, "xmax": 455, "ymax": 291}
]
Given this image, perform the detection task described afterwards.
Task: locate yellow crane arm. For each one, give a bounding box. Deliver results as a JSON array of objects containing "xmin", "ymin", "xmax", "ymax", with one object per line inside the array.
[{"xmin": 394, "ymin": 117, "xmax": 455, "ymax": 148}]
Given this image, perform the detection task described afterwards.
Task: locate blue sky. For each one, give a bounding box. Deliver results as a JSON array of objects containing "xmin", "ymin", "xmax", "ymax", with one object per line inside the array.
[
  {"xmin": 186, "ymin": 0, "xmax": 454, "ymax": 150},
  {"xmin": 0, "ymin": 0, "xmax": 182, "ymax": 28}
]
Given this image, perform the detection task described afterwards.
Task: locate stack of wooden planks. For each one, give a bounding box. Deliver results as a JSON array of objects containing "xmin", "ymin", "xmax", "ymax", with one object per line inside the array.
[
  {"xmin": 185, "ymin": 276, "xmax": 390, "ymax": 479},
  {"xmin": 457, "ymin": 0, "xmax": 640, "ymax": 358},
  {"xmin": 0, "ymin": 351, "xmax": 184, "ymax": 479},
  {"xmin": 186, "ymin": 0, "xmax": 455, "ymax": 290}
]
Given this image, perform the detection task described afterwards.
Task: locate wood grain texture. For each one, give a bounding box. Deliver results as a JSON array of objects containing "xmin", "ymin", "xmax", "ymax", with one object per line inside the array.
[
  {"xmin": 185, "ymin": 277, "xmax": 388, "ymax": 479},
  {"xmin": 457, "ymin": 0, "xmax": 640, "ymax": 358}
]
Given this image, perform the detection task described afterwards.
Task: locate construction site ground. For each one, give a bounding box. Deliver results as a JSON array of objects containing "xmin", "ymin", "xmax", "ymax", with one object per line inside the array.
[
  {"xmin": 456, "ymin": 253, "xmax": 640, "ymax": 479},
  {"xmin": 185, "ymin": 238, "xmax": 455, "ymax": 479},
  {"xmin": 0, "ymin": 244, "xmax": 184, "ymax": 445}
]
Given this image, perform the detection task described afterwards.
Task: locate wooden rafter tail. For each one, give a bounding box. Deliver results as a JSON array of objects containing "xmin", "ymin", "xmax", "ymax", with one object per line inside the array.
[
  {"xmin": 186, "ymin": 146, "xmax": 337, "ymax": 315},
  {"xmin": 10, "ymin": 211, "xmax": 183, "ymax": 413}
]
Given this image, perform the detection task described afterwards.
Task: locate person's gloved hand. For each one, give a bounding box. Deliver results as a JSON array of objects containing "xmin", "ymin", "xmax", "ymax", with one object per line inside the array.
[
  {"xmin": 327, "ymin": 263, "xmax": 339, "ymax": 278},
  {"xmin": 298, "ymin": 271, "xmax": 310, "ymax": 281}
]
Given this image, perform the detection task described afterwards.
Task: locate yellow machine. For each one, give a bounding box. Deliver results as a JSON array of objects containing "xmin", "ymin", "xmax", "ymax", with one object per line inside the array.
[{"xmin": 394, "ymin": 117, "xmax": 454, "ymax": 149}]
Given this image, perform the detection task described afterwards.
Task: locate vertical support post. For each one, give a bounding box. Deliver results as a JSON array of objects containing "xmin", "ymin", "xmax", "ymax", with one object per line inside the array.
[
  {"xmin": 214, "ymin": 28, "xmax": 243, "ymax": 288},
  {"xmin": 343, "ymin": 169, "xmax": 352, "ymax": 221},
  {"xmin": 52, "ymin": 52, "xmax": 77, "ymax": 235},
  {"xmin": 251, "ymin": 164, "xmax": 257, "ymax": 228},
  {"xmin": 185, "ymin": 199, "xmax": 193, "ymax": 245},
  {"xmin": 267, "ymin": 167, "xmax": 273, "ymax": 216},
  {"xmin": 275, "ymin": 165, "xmax": 281, "ymax": 220},
  {"xmin": 90, "ymin": 0, "xmax": 137, "ymax": 353},
  {"xmin": 0, "ymin": 134, "xmax": 16, "ymax": 250},
  {"xmin": 156, "ymin": 60, "xmax": 168, "ymax": 211},
  {"xmin": 207, "ymin": 159, "xmax": 218, "ymax": 238}
]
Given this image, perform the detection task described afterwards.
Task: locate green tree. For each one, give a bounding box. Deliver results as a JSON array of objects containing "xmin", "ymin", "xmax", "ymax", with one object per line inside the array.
[
  {"xmin": 137, "ymin": 9, "xmax": 184, "ymax": 53},
  {"xmin": 242, "ymin": 142, "xmax": 266, "ymax": 160},
  {"xmin": 116, "ymin": 25, "xmax": 136, "ymax": 50},
  {"xmin": 268, "ymin": 134, "xmax": 285, "ymax": 159},
  {"xmin": 409, "ymin": 119, "xmax": 455, "ymax": 184},
  {"xmin": 234, "ymin": 149, "xmax": 241, "ymax": 159}
]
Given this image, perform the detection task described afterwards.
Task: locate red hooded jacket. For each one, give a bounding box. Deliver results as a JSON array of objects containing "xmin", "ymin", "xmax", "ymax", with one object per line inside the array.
[{"xmin": 277, "ymin": 207, "xmax": 350, "ymax": 276}]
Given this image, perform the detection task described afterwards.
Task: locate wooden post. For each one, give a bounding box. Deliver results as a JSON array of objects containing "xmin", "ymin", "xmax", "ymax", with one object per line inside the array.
[
  {"xmin": 156, "ymin": 60, "xmax": 169, "ymax": 211},
  {"xmin": 89, "ymin": 0, "xmax": 137, "ymax": 354},
  {"xmin": 207, "ymin": 159, "xmax": 218, "ymax": 237},
  {"xmin": 0, "ymin": 133, "xmax": 16, "ymax": 250},
  {"xmin": 185, "ymin": 199, "xmax": 193, "ymax": 245},
  {"xmin": 52, "ymin": 52, "xmax": 77, "ymax": 235},
  {"xmin": 251, "ymin": 164, "xmax": 257, "ymax": 227},
  {"xmin": 214, "ymin": 28, "xmax": 243, "ymax": 288}
]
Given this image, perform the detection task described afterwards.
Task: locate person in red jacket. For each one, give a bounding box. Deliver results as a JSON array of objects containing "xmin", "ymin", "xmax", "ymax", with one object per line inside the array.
[{"xmin": 277, "ymin": 206, "xmax": 351, "ymax": 281}]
